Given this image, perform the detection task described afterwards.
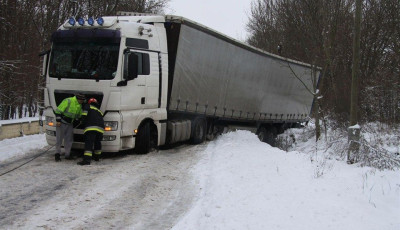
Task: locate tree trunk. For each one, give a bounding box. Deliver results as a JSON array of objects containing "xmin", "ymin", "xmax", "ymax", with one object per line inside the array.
[
  {"xmin": 313, "ymin": 65, "xmax": 321, "ymax": 141},
  {"xmin": 314, "ymin": 95, "xmax": 321, "ymax": 141},
  {"xmin": 348, "ymin": 0, "xmax": 362, "ymax": 163},
  {"xmin": 350, "ymin": 0, "xmax": 362, "ymax": 126}
]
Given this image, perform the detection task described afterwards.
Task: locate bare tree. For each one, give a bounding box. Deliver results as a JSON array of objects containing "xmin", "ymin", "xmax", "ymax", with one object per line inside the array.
[
  {"xmin": 350, "ymin": 0, "xmax": 362, "ymax": 126},
  {"xmin": 246, "ymin": 0, "xmax": 400, "ymax": 125},
  {"xmin": 347, "ymin": 0, "xmax": 362, "ymax": 163},
  {"xmin": 0, "ymin": 0, "xmax": 170, "ymax": 120}
]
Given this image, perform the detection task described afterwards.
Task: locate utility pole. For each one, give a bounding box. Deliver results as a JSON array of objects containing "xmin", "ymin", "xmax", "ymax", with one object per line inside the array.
[{"xmin": 348, "ymin": 0, "xmax": 362, "ymax": 163}]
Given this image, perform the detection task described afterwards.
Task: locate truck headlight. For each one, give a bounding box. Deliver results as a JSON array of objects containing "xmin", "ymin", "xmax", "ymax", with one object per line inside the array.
[
  {"xmin": 46, "ymin": 116, "xmax": 55, "ymax": 127},
  {"xmin": 104, "ymin": 121, "xmax": 118, "ymax": 131}
]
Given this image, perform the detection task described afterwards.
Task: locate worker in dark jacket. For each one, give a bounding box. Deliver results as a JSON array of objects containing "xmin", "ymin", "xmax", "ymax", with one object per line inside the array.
[
  {"xmin": 78, "ymin": 98, "xmax": 105, "ymax": 165},
  {"xmin": 54, "ymin": 94, "xmax": 85, "ymax": 161}
]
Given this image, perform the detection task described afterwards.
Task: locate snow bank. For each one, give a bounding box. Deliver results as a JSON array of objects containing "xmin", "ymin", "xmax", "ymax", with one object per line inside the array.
[
  {"xmin": 173, "ymin": 130, "xmax": 400, "ymax": 230},
  {"xmin": 0, "ymin": 134, "xmax": 47, "ymax": 161}
]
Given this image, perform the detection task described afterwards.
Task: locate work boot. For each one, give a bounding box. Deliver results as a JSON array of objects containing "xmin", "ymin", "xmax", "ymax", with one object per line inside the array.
[
  {"xmin": 93, "ymin": 154, "xmax": 100, "ymax": 162},
  {"xmin": 77, "ymin": 155, "xmax": 91, "ymax": 165},
  {"xmin": 77, "ymin": 160, "xmax": 90, "ymax": 165},
  {"xmin": 55, "ymin": 153, "xmax": 61, "ymax": 162}
]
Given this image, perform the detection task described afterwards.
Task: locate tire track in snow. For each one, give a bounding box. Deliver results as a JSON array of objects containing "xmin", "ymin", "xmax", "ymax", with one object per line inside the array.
[{"xmin": 1, "ymin": 144, "xmax": 206, "ymax": 229}]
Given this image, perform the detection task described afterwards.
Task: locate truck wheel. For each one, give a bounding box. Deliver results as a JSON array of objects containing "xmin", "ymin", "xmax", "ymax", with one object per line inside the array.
[
  {"xmin": 257, "ymin": 127, "xmax": 267, "ymax": 142},
  {"xmin": 258, "ymin": 127, "xmax": 276, "ymax": 146},
  {"xmin": 206, "ymin": 122, "xmax": 216, "ymax": 141},
  {"xmin": 191, "ymin": 118, "xmax": 206, "ymax": 144},
  {"xmin": 265, "ymin": 128, "xmax": 276, "ymax": 147},
  {"xmin": 135, "ymin": 122, "xmax": 151, "ymax": 154}
]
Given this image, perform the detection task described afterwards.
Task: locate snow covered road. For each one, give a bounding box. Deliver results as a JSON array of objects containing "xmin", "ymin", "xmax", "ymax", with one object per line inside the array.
[
  {"xmin": 0, "ymin": 130, "xmax": 399, "ymax": 230},
  {"xmin": 0, "ymin": 144, "xmax": 204, "ymax": 229}
]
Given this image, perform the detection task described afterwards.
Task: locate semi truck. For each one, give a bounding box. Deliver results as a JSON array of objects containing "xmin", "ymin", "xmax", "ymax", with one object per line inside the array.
[{"xmin": 42, "ymin": 12, "xmax": 319, "ymax": 154}]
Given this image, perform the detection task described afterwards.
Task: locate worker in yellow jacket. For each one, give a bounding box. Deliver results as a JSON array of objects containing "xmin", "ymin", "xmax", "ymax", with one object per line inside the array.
[{"xmin": 54, "ymin": 94, "xmax": 85, "ymax": 161}]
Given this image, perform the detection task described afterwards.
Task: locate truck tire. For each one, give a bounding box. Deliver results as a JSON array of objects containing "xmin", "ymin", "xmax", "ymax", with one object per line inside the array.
[
  {"xmin": 257, "ymin": 127, "xmax": 267, "ymax": 142},
  {"xmin": 258, "ymin": 127, "xmax": 276, "ymax": 146},
  {"xmin": 268, "ymin": 127, "xmax": 277, "ymax": 147},
  {"xmin": 135, "ymin": 122, "xmax": 151, "ymax": 154},
  {"xmin": 206, "ymin": 122, "xmax": 217, "ymax": 141},
  {"xmin": 190, "ymin": 117, "xmax": 206, "ymax": 144}
]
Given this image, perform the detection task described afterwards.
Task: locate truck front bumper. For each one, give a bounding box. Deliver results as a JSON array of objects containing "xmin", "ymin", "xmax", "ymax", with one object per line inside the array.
[{"xmin": 45, "ymin": 128, "xmax": 124, "ymax": 153}]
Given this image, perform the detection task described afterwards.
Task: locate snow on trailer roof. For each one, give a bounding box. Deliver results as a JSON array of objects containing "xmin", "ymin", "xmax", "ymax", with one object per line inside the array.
[{"xmin": 165, "ymin": 15, "xmax": 319, "ymax": 70}]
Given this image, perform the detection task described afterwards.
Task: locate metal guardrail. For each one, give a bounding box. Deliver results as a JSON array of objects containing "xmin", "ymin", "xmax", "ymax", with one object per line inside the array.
[{"xmin": 0, "ymin": 119, "xmax": 43, "ymax": 141}]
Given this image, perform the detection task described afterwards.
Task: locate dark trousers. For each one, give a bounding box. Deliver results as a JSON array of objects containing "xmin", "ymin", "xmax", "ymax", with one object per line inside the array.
[{"xmin": 84, "ymin": 131, "xmax": 103, "ymax": 161}]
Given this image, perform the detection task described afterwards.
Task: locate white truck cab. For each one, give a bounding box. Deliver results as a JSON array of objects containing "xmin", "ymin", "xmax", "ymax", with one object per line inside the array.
[{"xmin": 44, "ymin": 14, "xmax": 169, "ymax": 153}]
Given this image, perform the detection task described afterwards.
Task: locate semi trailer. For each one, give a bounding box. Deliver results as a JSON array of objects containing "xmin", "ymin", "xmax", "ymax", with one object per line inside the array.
[{"xmin": 42, "ymin": 13, "xmax": 319, "ymax": 154}]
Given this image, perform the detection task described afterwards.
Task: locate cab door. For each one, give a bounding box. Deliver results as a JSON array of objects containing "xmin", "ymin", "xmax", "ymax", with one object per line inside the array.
[
  {"xmin": 121, "ymin": 50, "xmax": 159, "ymax": 110},
  {"xmin": 143, "ymin": 51, "xmax": 160, "ymax": 109}
]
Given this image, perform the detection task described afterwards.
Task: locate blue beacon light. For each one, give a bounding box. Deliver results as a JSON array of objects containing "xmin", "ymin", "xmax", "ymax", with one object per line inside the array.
[
  {"xmin": 88, "ymin": 17, "xmax": 94, "ymax": 26},
  {"xmin": 78, "ymin": 18, "xmax": 85, "ymax": 26},
  {"xmin": 68, "ymin": 17, "xmax": 76, "ymax": 26},
  {"xmin": 97, "ymin": 17, "xmax": 104, "ymax": 26}
]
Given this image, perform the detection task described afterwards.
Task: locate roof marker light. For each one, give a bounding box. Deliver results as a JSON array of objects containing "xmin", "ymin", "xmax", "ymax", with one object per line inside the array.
[
  {"xmin": 68, "ymin": 17, "xmax": 76, "ymax": 26},
  {"xmin": 97, "ymin": 17, "xmax": 104, "ymax": 26},
  {"xmin": 78, "ymin": 18, "xmax": 85, "ymax": 26},
  {"xmin": 88, "ymin": 17, "xmax": 94, "ymax": 26}
]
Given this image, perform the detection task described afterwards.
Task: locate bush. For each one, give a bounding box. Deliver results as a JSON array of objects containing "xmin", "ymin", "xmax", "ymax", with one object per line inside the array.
[{"xmin": 276, "ymin": 121, "xmax": 400, "ymax": 170}]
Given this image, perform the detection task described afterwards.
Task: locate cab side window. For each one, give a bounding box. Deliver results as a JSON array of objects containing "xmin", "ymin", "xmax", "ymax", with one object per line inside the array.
[{"xmin": 131, "ymin": 52, "xmax": 150, "ymax": 75}]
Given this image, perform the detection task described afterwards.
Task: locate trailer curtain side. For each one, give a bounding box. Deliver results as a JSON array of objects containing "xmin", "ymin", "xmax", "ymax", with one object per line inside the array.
[{"xmin": 165, "ymin": 19, "xmax": 318, "ymax": 123}]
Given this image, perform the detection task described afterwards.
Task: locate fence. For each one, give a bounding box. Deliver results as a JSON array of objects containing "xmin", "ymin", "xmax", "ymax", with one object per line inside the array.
[{"xmin": 0, "ymin": 118, "xmax": 43, "ymax": 141}]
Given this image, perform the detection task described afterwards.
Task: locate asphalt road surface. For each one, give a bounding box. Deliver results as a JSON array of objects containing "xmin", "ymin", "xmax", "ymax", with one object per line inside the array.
[{"xmin": 0, "ymin": 144, "xmax": 205, "ymax": 229}]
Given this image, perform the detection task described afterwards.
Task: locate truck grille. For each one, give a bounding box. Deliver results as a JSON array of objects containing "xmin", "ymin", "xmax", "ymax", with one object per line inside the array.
[
  {"xmin": 73, "ymin": 134, "xmax": 85, "ymax": 143},
  {"xmin": 54, "ymin": 90, "xmax": 103, "ymax": 107}
]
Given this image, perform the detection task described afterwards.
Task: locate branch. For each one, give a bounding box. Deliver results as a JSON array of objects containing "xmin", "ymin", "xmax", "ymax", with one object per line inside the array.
[
  {"xmin": 350, "ymin": 139, "xmax": 400, "ymax": 168},
  {"xmin": 0, "ymin": 60, "xmax": 26, "ymax": 73},
  {"xmin": 278, "ymin": 58, "xmax": 317, "ymax": 96}
]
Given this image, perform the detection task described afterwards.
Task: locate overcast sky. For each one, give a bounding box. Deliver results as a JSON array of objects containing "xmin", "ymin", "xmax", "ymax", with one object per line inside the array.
[{"xmin": 166, "ymin": 0, "xmax": 253, "ymax": 41}]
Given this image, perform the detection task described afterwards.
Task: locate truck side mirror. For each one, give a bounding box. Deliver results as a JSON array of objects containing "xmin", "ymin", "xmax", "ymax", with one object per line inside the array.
[
  {"xmin": 124, "ymin": 52, "xmax": 139, "ymax": 81},
  {"xmin": 39, "ymin": 50, "xmax": 50, "ymax": 79}
]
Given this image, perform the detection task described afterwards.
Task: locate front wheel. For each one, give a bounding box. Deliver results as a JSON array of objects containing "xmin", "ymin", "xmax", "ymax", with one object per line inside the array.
[{"xmin": 135, "ymin": 122, "xmax": 151, "ymax": 154}]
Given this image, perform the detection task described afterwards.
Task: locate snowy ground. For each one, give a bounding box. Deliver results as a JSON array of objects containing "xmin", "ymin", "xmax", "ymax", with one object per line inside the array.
[
  {"xmin": 0, "ymin": 134, "xmax": 47, "ymax": 162},
  {"xmin": 0, "ymin": 125, "xmax": 399, "ymax": 229},
  {"xmin": 173, "ymin": 130, "xmax": 400, "ymax": 230}
]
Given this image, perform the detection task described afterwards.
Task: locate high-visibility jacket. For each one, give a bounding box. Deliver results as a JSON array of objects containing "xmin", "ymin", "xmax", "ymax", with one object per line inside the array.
[
  {"xmin": 55, "ymin": 96, "xmax": 82, "ymax": 124},
  {"xmin": 81, "ymin": 103, "xmax": 105, "ymax": 134}
]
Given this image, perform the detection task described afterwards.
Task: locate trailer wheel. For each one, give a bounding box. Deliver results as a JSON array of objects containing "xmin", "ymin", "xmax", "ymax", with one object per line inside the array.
[
  {"xmin": 268, "ymin": 127, "xmax": 277, "ymax": 147},
  {"xmin": 257, "ymin": 127, "xmax": 267, "ymax": 142},
  {"xmin": 206, "ymin": 122, "xmax": 216, "ymax": 141},
  {"xmin": 191, "ymin": 118, "xmax": 206, "ymax": 144},
  {"xmin": 258, "ymin": 127, "xmax": 276, "ymax": 147},
  {"xmin": 135, "ymin": 122, "xmax": 151, "ymax": 154}
]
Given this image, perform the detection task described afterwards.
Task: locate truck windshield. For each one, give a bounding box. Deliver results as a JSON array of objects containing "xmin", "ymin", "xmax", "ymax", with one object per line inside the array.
[{"xmin": 49, "ymin": 41, "xmax": 119, "ymax": 80}]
